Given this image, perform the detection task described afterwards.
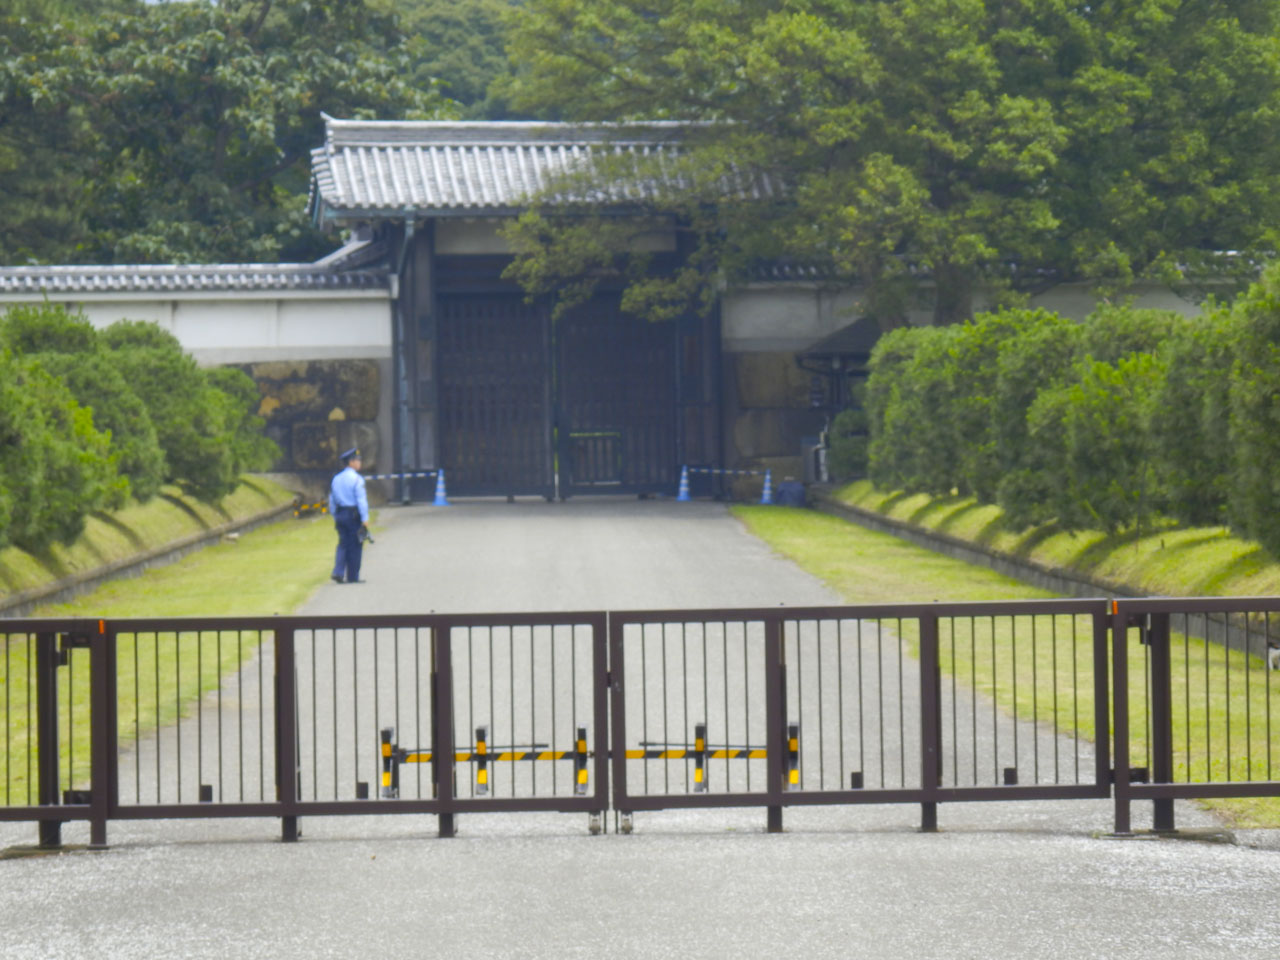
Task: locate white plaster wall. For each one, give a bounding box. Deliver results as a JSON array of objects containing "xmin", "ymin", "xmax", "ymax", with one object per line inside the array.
[
  {"xmin": 1, "ymin": 294, "xmax": 393, "ymax": 365},
  {"xmin": 723, "ymin": 280, "xmax": 1209, "ymax": 352}
]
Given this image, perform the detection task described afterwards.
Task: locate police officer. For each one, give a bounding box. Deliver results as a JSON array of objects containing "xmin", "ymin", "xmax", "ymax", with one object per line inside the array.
[{"xmin": 328, "ymin": 447, "xmax": 369, "ymax": 584}]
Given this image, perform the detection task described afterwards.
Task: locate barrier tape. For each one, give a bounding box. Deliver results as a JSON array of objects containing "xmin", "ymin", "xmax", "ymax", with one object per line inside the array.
[
  {"xmin": 685, "ymin": 466, "xmax": 766, "ymax": 477},
  {"xmin": 364, "ymin": 471, "xmax": 439, "ymax": 480}
]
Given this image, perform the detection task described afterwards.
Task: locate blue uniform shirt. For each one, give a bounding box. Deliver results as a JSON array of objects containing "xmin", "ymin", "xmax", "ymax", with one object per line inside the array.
[{"xmin": 328, "ymin": 466, "xmax": 369, "ymax": 523}]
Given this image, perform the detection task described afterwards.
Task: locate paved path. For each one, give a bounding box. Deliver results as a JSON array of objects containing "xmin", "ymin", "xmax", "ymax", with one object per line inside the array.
[{"xmin": 2, "ymin": 499, "xmax": 1279, "ymax": 959}]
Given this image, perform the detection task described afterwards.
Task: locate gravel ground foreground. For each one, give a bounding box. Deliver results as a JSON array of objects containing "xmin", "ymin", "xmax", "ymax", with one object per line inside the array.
[{"xmin": 2, "ymin": 498, "xmax": 1278, "ymax": 960}]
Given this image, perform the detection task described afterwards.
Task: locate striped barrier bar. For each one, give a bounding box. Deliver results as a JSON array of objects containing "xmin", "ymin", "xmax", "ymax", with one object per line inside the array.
[
  {"xmin": 694, "ymin": 722, "xmax": 708, "ymax": 793},
  {"xmin": 380, "ymin": 727, "xmax": 398, "ymax": 798},
  {"xmin": 475, "ymin": 725, "xmax": 489, "ymax": 796},
  {"xmin": 626, "ymin": 745, "xmax": 767, "ymax": 760},
  {"xmin": 380, "ymin": 727, "xmax": 590, "ymax": 799},
  {"xmin": 574, "ymin": 726, "xmax": 589, "ymax": 796},
  {"xmin": 629, "ymin": 720, "xmax": 799, "ymax": 793},
  {"xmin": 786, "ymin": 721, "xmax": 800, "ymax": 790},
  {"xmin": 294, "ymin": 501, "xmax": 329, "ymax": 517}
]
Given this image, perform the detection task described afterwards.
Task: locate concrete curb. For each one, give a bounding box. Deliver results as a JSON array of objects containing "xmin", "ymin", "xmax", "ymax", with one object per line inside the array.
[
  {"xmin": 0, "ymin": 499, "xmax": 296, "ymax": 618},
  {"xmin": 808, "ymin": 487, "xmax": 1138, "ymax": 600}
]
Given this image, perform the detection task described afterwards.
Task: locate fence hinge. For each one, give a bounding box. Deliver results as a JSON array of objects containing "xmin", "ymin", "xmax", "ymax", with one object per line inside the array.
[{"xmin": 57, "ymin": 633, "xmax": 92, "ymax": 665}]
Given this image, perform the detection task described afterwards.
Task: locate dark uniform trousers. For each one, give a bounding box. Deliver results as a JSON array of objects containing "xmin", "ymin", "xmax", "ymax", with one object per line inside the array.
[{"xmin": 332, "ymin": 506, "xmax": 364, "ymax": 583}]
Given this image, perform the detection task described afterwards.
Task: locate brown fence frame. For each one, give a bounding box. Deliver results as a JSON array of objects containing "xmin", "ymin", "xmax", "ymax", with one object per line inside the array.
[{"xmin": 3, "ymin": 598, "xmax": 1279, "ymax": 846}]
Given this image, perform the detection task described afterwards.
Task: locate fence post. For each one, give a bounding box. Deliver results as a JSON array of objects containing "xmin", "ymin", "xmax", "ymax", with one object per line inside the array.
[
  {"xmin": 1148, "ymin": 612, "xmax": 1175, "ymax": 833},
  {"xmin": 89, "ymin": 620, "xmax": 116, "ymax": 849},
  {"xmin": 433, "ymin": 621, "xmax": 457, "ymax": 838},
  {"xmin": 765, "ymin": 616, "xmax": 785, "ymax": 834},
  {"xmin": 1111, "ymin": 604, "xmax": 1133, "ymax": 835},
  {"xmin": 918, "ymin": 613, "xmax": 941, "ymax": 833},
  {"xmin": 35, "ymin": 632, "xmax": 61, "ymax": 849},
  {"xmin": 275, "ymin": 627, "xmax": 300, "ymax": 842}
]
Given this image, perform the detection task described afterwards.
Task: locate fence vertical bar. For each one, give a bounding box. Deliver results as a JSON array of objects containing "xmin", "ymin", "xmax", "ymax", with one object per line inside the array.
[
  {"xmin": 433, "ymin": 621, "xmax": 456, "ymax": 838},
  {"xmin": 765, "ymin": 616, "xmax": 784, "ymax": 834},
  {"xmin": 1111, "ymin": 605, "xmax": 1133, "ymax": 835},
  {"xmin": 1148, "ymin": 612, "xmax": 1175, "ymax": 832},
  {"xmin": 89, "ymin": 620, "xmax": 116, "ymax": 849},
  {"xmin": 608, "ymin": 613, "xmax": 629, "ymax": 825},
  {"xmin": 919, "ymin": 613, "xmax": 941, "ymax": 833},
  {"xmin": 592, "ymin": 614, "xmax": 610, "ymax": 826},
  {"xmin": 35, "ymin": 632, "xmax": 61, "ymax": 849},
  {"xmin": 1092, "ymin": 610, "xmax": 1111, "ymax": 791},
  {"xmin": 275, "ymin": 628, "xmax": 300, "ymax": 842}
]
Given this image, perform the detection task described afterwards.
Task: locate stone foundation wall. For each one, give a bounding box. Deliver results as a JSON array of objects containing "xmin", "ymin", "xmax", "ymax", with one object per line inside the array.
[
  {"xmin": 723, "ymin": 350, "xmax": 825, "ymax": 496},
  {"xmin": 232, "ymin": 359, "xmax": 384, "ymax": 479}
]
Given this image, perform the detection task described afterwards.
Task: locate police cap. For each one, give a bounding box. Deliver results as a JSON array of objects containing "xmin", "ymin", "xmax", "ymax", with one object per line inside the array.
[{"xmin": 340, "ymin": 447, "xmax": 361, "ymax": 463}]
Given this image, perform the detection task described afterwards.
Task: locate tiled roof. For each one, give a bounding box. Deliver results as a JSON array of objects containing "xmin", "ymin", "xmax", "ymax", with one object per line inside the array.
[
  {"xmin": 0, "ymin": 262, "xmax": 389, "ymax": 296},
  {"xmin": 310, "ymin": 115, "xmax": 771, "ymax": 220}
]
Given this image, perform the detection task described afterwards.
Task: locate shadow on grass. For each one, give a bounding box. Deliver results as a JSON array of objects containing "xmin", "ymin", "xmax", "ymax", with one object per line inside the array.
[
  {"xmin": 870, "ymin": 490, "xmax": 914, "ymax": 515},
  {"xmin": 158, "ymin": 492, "xmax": 215, "ymax": 530},
  {"xmin": 1005, "ymin": 521, "xmax": 1072, "ymax": 560},
  {"xmin": 90, "ymin": 510, "xmax": 146, "ymax": 551},
  {"xmin": 907, "ymin": 492, "xmax": 968, "ymax": 526},
  {"xmin": 932, "ymin": 500, "xmax": 987, "ymax": 535},
  {"xmin": 1067, "ymin": 528, "xmax": 1152, "ymax": 573},
  {"xmin": 1192, "ymin": 546, "xmax": 1274, "ymax": 594}
]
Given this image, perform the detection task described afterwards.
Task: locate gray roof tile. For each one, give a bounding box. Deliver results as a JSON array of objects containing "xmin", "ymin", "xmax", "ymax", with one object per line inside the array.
[
  {"xmin": 310, "ymin": 115, "xmax": 767, "ymax": 219},
  {"xmin": 0, "ymin": 263, "xmax": 389, "ymax": 296}
]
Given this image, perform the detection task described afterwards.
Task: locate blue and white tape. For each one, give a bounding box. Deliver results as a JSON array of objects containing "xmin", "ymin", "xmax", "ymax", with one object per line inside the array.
[{"xmin": 363, "ymin": 471, "xmax": 439, "ymax": 480}]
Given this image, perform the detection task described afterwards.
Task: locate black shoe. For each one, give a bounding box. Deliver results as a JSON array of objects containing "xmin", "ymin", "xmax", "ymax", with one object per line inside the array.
[{"xmin": 332, "ymin": 575, "xmax": 344, "ymax": 584}]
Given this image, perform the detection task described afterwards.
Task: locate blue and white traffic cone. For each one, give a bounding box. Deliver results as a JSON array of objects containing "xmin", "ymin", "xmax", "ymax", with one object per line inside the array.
[
  {"xmin": 433, "ymin": 469, "xmax": 450, "ymax": 506},
  {"xmin": 759, "ymin": 469, "xmax": 774, "ymax": 505},
  {"xmin": 676, "ymin": 465, "xmax": 691, "ymax": 502}
]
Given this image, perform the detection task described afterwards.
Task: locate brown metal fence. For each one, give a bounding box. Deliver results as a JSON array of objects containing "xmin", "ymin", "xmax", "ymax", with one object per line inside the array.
[{"xmin": 2, "ymin": 599, "xmax": 1277, "ymax": 846}]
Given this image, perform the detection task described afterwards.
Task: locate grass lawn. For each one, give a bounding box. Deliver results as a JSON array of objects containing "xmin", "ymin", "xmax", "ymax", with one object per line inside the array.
[
  {"xmin": 734, "ymin": 505, "xmax": 1280, "ymax": 828},
  {"xmin": 1, "ymin": 511, "xmax": 344, "ymax": 806}
]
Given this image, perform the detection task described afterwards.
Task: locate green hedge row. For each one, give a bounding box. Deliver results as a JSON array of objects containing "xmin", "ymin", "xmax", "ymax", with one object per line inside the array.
[
  {"xmin": 859, "ymin": 263, "xmax": 1280, "ymax": 556},
  {"xmin": 0, "ymin": 303, "xmax": 277, "ymax": 551}
]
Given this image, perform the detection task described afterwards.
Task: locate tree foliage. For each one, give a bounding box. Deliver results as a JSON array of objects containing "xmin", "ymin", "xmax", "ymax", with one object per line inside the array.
[
  {"xmin": 861, "ymin": 266, "xmax": 1280, "ymax": 555},
  {"xmin": 0, "ymin": 305, "xmax": 280, "ymax": 551},
  {"xmin": 501, "ymin": 1, "xmax": 1280, "ymax": 324},
  {"xmin": 0, "ymin": 0, "xmax": 450, "ymax": 265},
  {"xmin": 0, "ymin": 349, "xmax": 122, "ymax": 550},
  {"xmin": 376, "ymin": 0, "xmax": 519, "ymax": 119}
]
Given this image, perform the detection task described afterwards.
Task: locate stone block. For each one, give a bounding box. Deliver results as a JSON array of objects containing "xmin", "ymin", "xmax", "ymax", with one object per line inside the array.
[{"xmin": 733, "ymin": 353, "xmax": 811, "ymax": 408}]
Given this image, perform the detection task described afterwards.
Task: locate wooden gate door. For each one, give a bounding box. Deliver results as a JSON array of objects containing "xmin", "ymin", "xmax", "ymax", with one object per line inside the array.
[
  {"xmin": 556, "ymin": 296, "xmax": 678, "ymax": 497},
  {"xmin": 436, "ymin": 293, "xmax": 555, "ymax": 497}
]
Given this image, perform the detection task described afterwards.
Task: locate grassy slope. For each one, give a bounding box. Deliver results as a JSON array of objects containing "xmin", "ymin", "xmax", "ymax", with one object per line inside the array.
[
  {"xmin": 0, "ymin": 477, "xmax": 297, "ymax": 601},
  {"xmin": 1, "ymin": 508, "xmax": 343, "ymax": 806},
  {"xmin": 833, "ymin": 480, "xmax": 1280, "ymax": 597},
  {"xmin": 733, "ymin": 504, "xmax": 1280, "ymax": 828}
]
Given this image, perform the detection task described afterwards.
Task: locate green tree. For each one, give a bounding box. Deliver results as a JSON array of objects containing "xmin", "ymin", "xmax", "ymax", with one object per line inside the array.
[
  {"xmin": 501, "ymin": 1, "xmax": 1280, "ymax": 324},
  {"xmin": 378, "ymin": 0, "xmax": 519, "ymax": 119},
  {"xmin": 0, "ymin": 0, "xmax": 450, "ymax": 265},
  {"xmin": 0, "ymin": 303, "xmax": 167, "ymax": 503},
  {"xmin": 1226, "ymin": 263, "xmax": 1280, "ymax": 555},
  {"xmin": 1050, "ymin": 353, "xmax": 1166, "ymax": 534},
  {"xmin": 0, "ymin": 350, "xmax": 122, "ymax": 549},
  {"xmin": 99, "ymin": 321, "xmax": 276, "ymax": 502},
  {"xmin": 1148, "ymin": 306, "xmax": 1237, "ymax": 527}
]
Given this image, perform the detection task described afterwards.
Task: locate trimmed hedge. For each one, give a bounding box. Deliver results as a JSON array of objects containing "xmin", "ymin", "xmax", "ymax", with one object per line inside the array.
[
  {"xmin": 862, "ymin": 261, "xmax": 1280, "ymax": 556},
  {"xmin": 0, "ymin": 304, "xmax": 278, "ymax": 551}
]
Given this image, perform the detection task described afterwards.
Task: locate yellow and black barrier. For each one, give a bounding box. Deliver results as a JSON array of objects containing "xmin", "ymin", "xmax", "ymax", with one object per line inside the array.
[
  {"xmin": 294, "ymin": 500, "xmax": 329, "ymax": 518},
  {"xmin": 379, "ymin": 725, "xmax": 591, "ymax": 799},
  {"xmin": 628, "ymin": 720, "xmax": 800, "ymax": 793}
]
